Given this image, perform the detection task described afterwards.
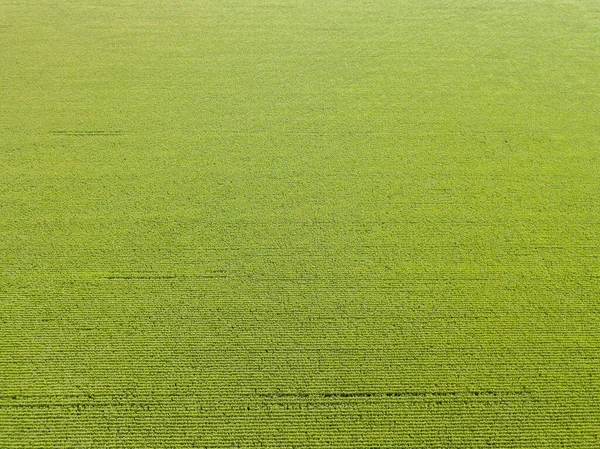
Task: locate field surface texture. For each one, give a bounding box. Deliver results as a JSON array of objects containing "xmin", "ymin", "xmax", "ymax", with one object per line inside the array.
[{"xmin": 1, "ymin": 0, "xmax": 599, "ymax": 447}]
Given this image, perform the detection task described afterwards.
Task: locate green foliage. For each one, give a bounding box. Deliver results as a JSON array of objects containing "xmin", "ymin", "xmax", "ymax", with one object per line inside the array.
[{"xmin": 1, "ymin": 0, "xmax": 599, "ymax": 447}]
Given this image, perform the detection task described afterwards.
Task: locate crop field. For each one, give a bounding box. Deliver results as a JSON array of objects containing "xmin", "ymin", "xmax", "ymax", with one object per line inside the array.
[{"xmin": 1, "ymin": 0, "xmax": 599, "ymax": 447}]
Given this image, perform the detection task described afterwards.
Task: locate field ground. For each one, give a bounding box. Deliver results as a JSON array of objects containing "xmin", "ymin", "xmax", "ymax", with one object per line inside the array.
[{"xmin": 1, "ymin": 0, "xmax": 599, "ymax": 447}]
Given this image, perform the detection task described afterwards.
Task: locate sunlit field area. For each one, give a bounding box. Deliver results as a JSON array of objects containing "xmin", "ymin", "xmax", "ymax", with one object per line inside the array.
[{"xmin": 1, "ymin": 0, "xmax": 599, "ymax": 447}]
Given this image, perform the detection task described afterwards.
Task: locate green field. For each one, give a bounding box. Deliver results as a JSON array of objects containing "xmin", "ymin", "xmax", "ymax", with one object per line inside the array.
[{"xmin": 1, "ymin": 0, "xmax": 599, "ymax": 447}]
